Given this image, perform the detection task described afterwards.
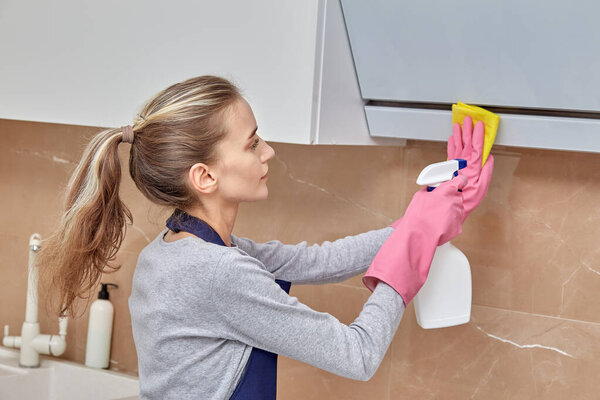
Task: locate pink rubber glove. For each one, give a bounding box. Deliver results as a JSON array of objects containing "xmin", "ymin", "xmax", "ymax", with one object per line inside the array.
[
  {"xmin": 363, "ymin": 175, "xmax": 467, "ymax": 304},
  {"xmin": 447, "ymin": 116, "xmax": 494, "ymax": 221}
]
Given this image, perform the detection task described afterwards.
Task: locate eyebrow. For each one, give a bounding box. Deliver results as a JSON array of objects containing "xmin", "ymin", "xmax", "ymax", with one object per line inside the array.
[{"xmin": 248, "ymin": 126, "xmax": 258, "ymax": 140}]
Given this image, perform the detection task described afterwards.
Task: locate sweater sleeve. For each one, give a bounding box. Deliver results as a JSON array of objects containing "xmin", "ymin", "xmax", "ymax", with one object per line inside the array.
[
  {"xmin": 208, "ymin": 250, "xmax": 405, "ymax": 381},
  {"xmin": 230, "ymin": 226, "xmax": 394, "ymax": 284}
]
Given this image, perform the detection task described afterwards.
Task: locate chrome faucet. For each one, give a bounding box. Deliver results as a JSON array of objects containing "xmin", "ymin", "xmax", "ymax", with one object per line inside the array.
[{"xmin": 3, "ymin": 233, "xmax": 68, "ymax": 367}]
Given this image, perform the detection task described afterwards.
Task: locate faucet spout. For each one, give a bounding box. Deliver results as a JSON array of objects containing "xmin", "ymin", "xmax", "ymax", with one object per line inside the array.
[{"xmin": 25, "ymin": 234, "xmax": 42, "ymax": 324}]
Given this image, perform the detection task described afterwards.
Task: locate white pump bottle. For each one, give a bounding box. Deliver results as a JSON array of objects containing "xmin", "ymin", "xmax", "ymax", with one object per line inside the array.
[
  {"xmin": 85, "ymin": 283, "xmax": 118, "ymax": 368},
  {"xmin": 412, "ymin": 159, "xmax": 472, "ymax": 329}
]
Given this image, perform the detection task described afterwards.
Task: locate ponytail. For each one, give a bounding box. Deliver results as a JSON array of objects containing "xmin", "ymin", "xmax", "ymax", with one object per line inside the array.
[{"xmin": 40, "ymin": 127, "xmax": 134, "ymax": 317}]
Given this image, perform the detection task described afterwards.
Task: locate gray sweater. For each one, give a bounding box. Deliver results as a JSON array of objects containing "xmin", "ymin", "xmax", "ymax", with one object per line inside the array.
[{"xmin": 128, "ymin": 226, "xmax": 404, "ymax": 400}]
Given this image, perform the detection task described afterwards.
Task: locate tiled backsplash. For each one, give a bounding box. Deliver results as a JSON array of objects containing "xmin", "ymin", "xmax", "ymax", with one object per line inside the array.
[{"xmin": 1, "ymin": 119, "xmax": 598, "ymax": 398}]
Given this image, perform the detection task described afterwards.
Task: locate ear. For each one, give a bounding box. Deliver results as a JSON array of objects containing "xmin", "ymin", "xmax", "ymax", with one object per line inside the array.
[{"xmin": 188, "ymin": 163, "xmax": 218, "ymax": 194}]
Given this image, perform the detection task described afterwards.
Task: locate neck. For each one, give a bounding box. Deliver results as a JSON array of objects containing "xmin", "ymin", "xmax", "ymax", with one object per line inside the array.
[{"xmin": 183, "ymin": 200, "xmax": 238, "ymax": 247}]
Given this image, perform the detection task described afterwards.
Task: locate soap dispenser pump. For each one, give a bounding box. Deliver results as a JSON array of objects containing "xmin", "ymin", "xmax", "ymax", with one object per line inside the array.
[{"xmin": 85, "ymin": 282, "xmax": 118, "ymax": 369}]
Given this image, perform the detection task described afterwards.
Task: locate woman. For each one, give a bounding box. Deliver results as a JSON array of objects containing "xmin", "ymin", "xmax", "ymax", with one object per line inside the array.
[{"xmin": 39, "ymin": 75, "xmax": 493, "ymax": 399}]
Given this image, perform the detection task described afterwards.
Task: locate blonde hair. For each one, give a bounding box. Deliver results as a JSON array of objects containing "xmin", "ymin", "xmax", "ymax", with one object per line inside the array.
[{"xmin": 39, "ymin": 75, "xmax": 243, "ymax": 317}]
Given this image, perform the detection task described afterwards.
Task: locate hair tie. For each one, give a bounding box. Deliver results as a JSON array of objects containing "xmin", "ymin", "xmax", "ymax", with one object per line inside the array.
[{"xmin": 121, "ymin": 125, "xmax": 135, "ymax": 144}]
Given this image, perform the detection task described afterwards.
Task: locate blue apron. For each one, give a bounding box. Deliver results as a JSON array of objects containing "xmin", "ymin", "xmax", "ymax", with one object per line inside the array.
[{"xmin": 166, "ymin": 208, "xmax": 291, "ymax": 400}]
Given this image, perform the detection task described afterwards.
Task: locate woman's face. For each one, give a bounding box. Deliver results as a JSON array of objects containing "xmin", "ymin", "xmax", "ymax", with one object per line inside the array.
[{"xmin": 212, "ymin": 97, "xmax": 275, "ymax": 204}]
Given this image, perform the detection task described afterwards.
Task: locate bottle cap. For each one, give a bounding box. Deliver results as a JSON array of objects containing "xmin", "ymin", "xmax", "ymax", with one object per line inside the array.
[{"xmin": 98, "ymin": 283, "xmax": 119, "ymax": 300}]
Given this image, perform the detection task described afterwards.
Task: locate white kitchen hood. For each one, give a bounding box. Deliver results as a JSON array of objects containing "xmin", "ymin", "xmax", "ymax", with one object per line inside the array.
[{"xmin": 339, "ymin": 0, "xmax": 600, "ymax": 153}]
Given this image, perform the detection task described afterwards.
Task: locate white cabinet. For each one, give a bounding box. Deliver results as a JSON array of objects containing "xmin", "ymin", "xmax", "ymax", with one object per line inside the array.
[
  {"xmin": 0, "ymin": 0, "xmax": 332, "ymax": 144},
  {"xmin": 0, "ymin": 0, "xmax": 399, "ymax": 146}
]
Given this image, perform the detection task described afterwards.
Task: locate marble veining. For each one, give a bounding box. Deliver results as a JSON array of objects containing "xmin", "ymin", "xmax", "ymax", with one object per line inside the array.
[
  {"xmin": 475, "ymin": 325, "xmax": 575, "ymax": 358},
  {"xmin": 11, "ymin": 148, "xmax": 73, "ymax": 165},
  {"xmin": 274, "ymin": 155, "xmax": 395, "ymax": 224}
]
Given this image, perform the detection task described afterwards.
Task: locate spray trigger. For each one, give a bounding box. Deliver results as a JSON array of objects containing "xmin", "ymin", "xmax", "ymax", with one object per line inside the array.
[{"xmin": 416, "ymin": 159, "xmax": 467, "ymax": 191}]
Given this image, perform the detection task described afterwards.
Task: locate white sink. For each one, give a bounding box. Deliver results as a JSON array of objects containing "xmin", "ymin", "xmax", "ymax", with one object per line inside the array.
[{"xmin": 0, "ymin": 347, "xmax": 139, "ymax": 400}]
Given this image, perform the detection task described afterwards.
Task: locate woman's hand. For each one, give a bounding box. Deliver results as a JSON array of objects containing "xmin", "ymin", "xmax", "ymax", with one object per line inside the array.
[
  {"xmin": 447, "ymin": 116, "xmax": 494, "ymax": 221},
  {"xmin": 364, "ymin": 175, "xmax": 467, "ymax": 305}
]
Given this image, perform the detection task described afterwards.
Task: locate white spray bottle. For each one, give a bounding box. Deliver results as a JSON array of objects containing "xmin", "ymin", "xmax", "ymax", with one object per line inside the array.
[{"xmin": 412, "ymin": 159, "xmax": 472, "ymax": 329}]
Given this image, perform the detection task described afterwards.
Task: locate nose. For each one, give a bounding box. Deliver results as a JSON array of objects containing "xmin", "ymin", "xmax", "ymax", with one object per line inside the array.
[{"xmin": 261, "ymin": 141, "xmax": 275, "ymax": 163}]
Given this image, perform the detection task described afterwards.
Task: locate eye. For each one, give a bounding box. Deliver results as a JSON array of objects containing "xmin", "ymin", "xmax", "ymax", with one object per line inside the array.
[{"xmin": 250, "ymin": 137, "xmax": 260, "ymax": 150}]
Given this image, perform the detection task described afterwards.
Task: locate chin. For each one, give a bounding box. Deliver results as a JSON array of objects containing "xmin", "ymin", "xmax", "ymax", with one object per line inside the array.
[
  {"xmin": 257, "ymin": 188, "xmax": 269, "ymax": 201},
  {"xmin": 247, "ymin": 187, "xmax": 269, "ymax": 202}
]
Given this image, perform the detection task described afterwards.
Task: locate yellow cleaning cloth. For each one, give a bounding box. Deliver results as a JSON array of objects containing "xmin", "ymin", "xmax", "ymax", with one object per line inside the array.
[{"xmin": 452, "ymin": 102, "xmax": 499, "ymax": 167}]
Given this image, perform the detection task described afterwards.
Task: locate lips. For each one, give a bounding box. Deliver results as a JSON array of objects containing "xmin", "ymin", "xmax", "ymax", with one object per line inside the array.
[{"xmin": 261, "ymin": 172, "xmax": 268, "ymax": 179}]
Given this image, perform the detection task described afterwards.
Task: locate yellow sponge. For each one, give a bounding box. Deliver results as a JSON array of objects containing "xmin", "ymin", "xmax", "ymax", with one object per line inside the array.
[{"xmin": 452, "ymin": 102, "xmax": 499, "ymax": 167}]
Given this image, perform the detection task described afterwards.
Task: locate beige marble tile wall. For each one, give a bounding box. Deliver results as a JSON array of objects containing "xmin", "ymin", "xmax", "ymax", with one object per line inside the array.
[{"xmin": 1, "ymin": 119, "xmax": 599, "ymax": 398}]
